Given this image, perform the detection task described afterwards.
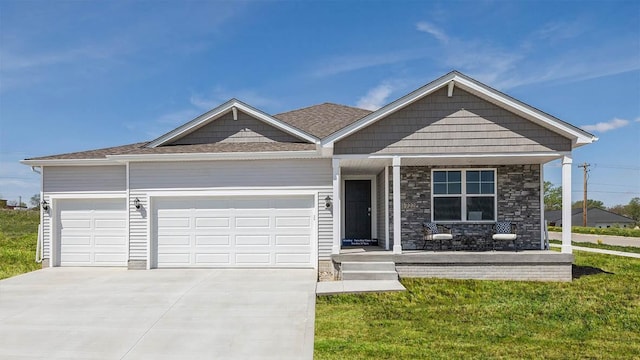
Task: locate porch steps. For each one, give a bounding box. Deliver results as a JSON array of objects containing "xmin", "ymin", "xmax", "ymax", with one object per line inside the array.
[{"xmin": 341, "ymin": 261, "xmax": 398, "ymax": 281}]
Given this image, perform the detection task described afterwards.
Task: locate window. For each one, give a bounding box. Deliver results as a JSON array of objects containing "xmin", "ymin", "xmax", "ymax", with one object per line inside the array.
[{"xmin": 432, "ymin": 169, "xmax": 496, "ymax": 221}]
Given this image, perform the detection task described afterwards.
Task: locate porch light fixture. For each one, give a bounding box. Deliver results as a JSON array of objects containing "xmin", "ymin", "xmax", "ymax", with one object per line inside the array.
[
  {"xmin": 41, "ymin": 200, "xmax": 49, "ymax": 211},
  {"xmin": 134, "ymin": 197, "xmax": 141, "ymax": 209},
  {"xmin": 325, "ymin": 195, "xmax": 332, "ymax": 209}
]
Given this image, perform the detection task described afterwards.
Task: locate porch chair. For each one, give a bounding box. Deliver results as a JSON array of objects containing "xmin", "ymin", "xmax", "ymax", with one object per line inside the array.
[
  {"xmin": 422, "ymin": 222, "xmax": 453, "ymax": 250},
  {"xmin": 492, "ymin": 222, "xmax": 518, "ymax": 251}
]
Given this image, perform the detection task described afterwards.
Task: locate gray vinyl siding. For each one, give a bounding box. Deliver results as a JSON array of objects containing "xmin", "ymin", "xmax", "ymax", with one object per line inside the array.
[
  {"xmin": 318, "ymin": 189, "xmax": 333, "ymax": 261},
  {"xmin": 334, "ymin": 87, "xmax": 572, "ymax": 155},
  {"xmin": 128, "ymin": 158, "xmax": 333, "ymax": 263},
  {"xmin": 43, "ymin": 166, "xmax": 126, "ymax": 192},
  {"xmin": 169, "ymin": 110, "xmax": 303, "ymax": 145},
  {"xmin": 376, "ymin": 170, "xmax": 386, "ymax": 245},
  {"xmin": 130, "ymin": 159, "xmax": 331, "ymax": 189}
]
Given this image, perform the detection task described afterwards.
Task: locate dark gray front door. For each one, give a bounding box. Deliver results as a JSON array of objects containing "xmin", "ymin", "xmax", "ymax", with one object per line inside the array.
[{"xmin": 345, "ymin": 180, "xmax": 371, "ymax": 239}]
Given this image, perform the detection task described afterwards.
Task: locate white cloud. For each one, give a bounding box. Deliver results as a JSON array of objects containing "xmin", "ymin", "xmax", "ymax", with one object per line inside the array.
[
  {"xmin": 311, "ymin": 51, "xmax": 423, "ymax": 77},
  {"xmin": 356, "ymin": 82, "xmax": 394, "ymax": 110},
  {"xmin": 581, "ymin": 118, "xmax": 630, "ymax": 133},
  {"xmin": 416, "ymin": 21, "xmax": 449, "ymax": 43}
]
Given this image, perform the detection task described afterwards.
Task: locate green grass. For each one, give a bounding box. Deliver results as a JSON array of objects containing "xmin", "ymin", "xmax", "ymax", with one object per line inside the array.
[
  {"xmin": 549, "ymin": 226, "xmax": 640, "ymax": 238},
  {"xmin": 549, "ymin": 239, "xmax": 640, "ymax": 254},
  {"xmin": 315, "ymin": 251, "xmax": 640, "ymax": 359},
  {"xmin": 0, "ymin": 210, "xmax": 41, "ymax": 280}
]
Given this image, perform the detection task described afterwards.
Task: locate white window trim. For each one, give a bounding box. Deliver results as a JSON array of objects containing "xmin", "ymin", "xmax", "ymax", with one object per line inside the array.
[{"xmin": 431, "ymin": 168, "xmax": 497, "ymax": 223}]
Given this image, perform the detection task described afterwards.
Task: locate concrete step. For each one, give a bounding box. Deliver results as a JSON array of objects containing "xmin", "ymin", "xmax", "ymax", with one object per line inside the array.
[
  {"xmin": 341, "ymin": 261, "xmax": 396, "ymax": 272},
  {"xmin": 342, "ymin": 270, "xmax": 399, "ymax": 281}
]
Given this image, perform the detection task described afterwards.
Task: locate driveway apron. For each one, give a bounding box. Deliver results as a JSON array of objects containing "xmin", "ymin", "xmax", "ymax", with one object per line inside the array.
[{"xmin": 0, "ymin": 268, "xmax": 316, "ymax": 360}]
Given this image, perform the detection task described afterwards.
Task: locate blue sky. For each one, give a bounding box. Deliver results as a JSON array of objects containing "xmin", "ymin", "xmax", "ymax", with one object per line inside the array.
[{"xmin": 1, "ymin": 1, "xmax": 638, "ymax": 207}]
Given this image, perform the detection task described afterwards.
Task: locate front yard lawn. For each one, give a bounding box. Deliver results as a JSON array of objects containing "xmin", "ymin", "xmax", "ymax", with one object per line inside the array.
[
  {"xmin": 315, "ymin": 251, "xmax": 640, "ymax": 359},
  {"xmin": 0, "ymin": 210, "xmax": 41, "ymax": 280}
]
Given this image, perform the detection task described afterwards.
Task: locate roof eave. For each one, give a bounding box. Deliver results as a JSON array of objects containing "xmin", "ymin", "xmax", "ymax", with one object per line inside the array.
[
  {"xmin": 106, "ymin": 150, "xmax": 326, "ymax": 162},
  {"xmin": 21, "ymin": 159, "xmax": 122, "ymax": 166}
]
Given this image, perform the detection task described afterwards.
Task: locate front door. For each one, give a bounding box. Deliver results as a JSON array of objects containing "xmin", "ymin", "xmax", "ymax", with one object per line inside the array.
[{"xmin": 345, "ymin": 180, "xmax": 371, "ymax": 239}]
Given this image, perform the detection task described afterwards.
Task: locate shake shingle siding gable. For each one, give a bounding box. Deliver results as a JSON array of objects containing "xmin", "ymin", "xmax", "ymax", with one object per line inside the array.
[
  {"xmin": 168, "ymin": 110, "xmax": 303, "ymax": 145},
  {"xmin": 334, "ymin": 87, "xmax": 572, "ymax": 155}
]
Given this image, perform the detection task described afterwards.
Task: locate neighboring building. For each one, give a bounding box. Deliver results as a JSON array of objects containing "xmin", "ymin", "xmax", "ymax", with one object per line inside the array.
[
  {"xmin": 22, "ymin": 71, "xmax": 596, "ymax": 279},
  {"xmin": 0, "ymin": 199, "xmax": 6, "ymax": 208},
  {"xmin": 546, "ymin": 208, "xmax": 635, "ymax": 228}
]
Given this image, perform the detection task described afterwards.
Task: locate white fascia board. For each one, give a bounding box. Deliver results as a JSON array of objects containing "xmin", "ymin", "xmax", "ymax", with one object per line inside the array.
[
  {"xmin": 451, "ymin": 76, "xmax": 597, "ymax": 146},
  {"xmin": 146, "ymin": 99, "xmax": 318, "ymax": 148},
  {"xmin": 21, "ymin": 159, "xmax": 122, "ymax": 166},
  {"xmin": 107, "ymin": 150, "xmax": 325, "ymax": 162}
]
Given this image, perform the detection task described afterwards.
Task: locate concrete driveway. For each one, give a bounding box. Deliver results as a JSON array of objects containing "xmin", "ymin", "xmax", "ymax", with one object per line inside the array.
[{"xmin": 0, "ymin": 268, "xmax": 316, "ymax": 360}]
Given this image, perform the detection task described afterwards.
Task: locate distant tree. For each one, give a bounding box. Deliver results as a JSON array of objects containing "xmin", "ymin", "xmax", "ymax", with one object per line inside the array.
[
  {"xmin": 544, "ymin": 181, "xmax": 562, "ymax": 210},
  {"xmin": 30, "ymin": 194, "xmax": 41, "ymax": 209},
  {"xmin": 627, "ymin": 197, "xmax": 640, "ymax": 223},
  {"xmin": 608, "ymin": 204, "xmax": 628, "ymax": 216},
  {"xmin": 572, "ymin": 199, "xmax": 605, "ymax": 210}
]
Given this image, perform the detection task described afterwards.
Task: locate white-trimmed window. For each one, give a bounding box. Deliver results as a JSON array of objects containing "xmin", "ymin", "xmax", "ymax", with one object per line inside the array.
[{"xmin": 432, "ymin": 169, "xmax": 496, "ymax": 222}]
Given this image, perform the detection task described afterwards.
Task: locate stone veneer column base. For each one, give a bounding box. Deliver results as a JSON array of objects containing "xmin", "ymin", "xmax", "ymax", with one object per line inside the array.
[
  {"xmin": 127, "ymin": 260, "xmax": 147, "ymax": 270},
  {"xmin": 318, "ymin": 260, "xmax": 338, "ymax": 281},
  {"xmin": 41, "ymin": 258, "xmax": 50, "ymax": 268}
]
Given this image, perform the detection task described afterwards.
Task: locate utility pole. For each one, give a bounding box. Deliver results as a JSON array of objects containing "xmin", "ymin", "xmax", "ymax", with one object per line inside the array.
[{"xmin": 578, "ymin": 163, "xmax": 590, "ymax": 227}]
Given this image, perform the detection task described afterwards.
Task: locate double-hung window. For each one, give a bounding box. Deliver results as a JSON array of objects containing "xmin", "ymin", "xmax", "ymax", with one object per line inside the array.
[{"xmin": 432, "ymin": 169, "xmax": 496, "ymax": 222}]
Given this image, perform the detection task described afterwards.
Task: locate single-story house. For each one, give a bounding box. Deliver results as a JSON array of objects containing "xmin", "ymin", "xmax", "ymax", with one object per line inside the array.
[
  {"xmin": 22, "ymin": 71, "xmax": 597, "ymax": 281},
  {"xmin": 546, "ymin": 208, "xmax": 635, "ymax": 228}
]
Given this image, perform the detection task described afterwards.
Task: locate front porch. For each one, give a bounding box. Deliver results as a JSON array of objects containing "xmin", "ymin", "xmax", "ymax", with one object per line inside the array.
[{"xmin": 333, "ymin": 247, "xmax": 574, "ymax": 282}]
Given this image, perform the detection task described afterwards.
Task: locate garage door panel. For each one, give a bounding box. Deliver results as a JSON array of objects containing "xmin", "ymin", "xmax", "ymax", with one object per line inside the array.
[
  {"xmin": 276, "ymin": 253, "xmax": 311, "ymax": 264},
  {"xmin": 95, "ymin": 219, "xmax": 126, "ymax": 229},
  {"xmin": 195, "ymin": 217, "xmax": 230, "ymax": 228},
  {"xmin": 195, "ymin": 235, "xmax": 230, "ymax": 246},
  {"xmin": 195, "ymin": 253, "xmax": 231, "ymax": 265},
  {"xmin": 95, "ymin": 236, "xmax": 126, "ymax": 246},
  {"xmin": 157, "ymin": 217, "xmax": 191, "ymax": 228},
  {"xmin": 60, "ymin": 253, "xmax": 92, "ymax": 264},
  {"xmin": 158, "ymin": 235, "xmax": 190, "ymax": 246},
  {"xmin": 275, "ymin": 235, "xmax": 311, "ymax": 246},
  {"xmin": 235, "ymin": 217, "xmax": 270, "ymax": 228},
  {"xmin": 94, "ymin": 253, "xmax": 127, "ymax": 264},
  {"xmin": 236, "ymin": 235, "xmax": 270, "ymax": 246},
  {"xmin": 61, "ymin": 219, "xmax": 92, "ymax": 229},
  {"xmin": 235, "ymin": 253, "xmax": 271, "ymax": 265},
  {"xmin": 275, "ymin": 216, "xmax": 311, "ymax": 228},
  {"xmin": 156, "ymin": 195, "xmax": 314, "ymax": 268}
]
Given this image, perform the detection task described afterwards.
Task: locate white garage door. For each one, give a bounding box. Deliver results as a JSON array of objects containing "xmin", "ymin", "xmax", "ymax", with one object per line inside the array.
[
  {"xmin": 56, "ymin": 198, "xmax": 127, "ymax": 266},
  {"xmin": 155, "ymin": 196, "xmax": 315, "ymax": 268}
]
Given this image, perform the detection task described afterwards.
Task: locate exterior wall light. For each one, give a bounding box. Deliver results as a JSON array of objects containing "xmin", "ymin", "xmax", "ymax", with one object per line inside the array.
[
  {"xmin": 134, "ymin": 197, "xmax": 141, "ymax": 209},
  {"xmin": 41, "ymin": 200, "xmax": 49, "ymax": 211},
  {"xmin": 325, "ymin": 195, "xmax": 332, "ymax": 209}
]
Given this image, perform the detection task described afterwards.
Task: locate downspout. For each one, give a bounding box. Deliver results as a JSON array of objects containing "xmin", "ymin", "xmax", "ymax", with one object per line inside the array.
[{"xmin": 31, "ymin": 166, "xmax": 44, "ymax": 263}]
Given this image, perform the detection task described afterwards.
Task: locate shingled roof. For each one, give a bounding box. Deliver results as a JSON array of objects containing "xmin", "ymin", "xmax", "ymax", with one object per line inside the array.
[
  {"xmin": 25, "ymin": 102, "xmax": 369, "ymax": 160},
  {"xmin": 274, "ymin": 103, "xmax": 372, "ymax": 138}
]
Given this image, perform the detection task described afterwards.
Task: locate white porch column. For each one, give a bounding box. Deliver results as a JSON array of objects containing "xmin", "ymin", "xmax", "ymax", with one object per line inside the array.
[
  {"xmin": 561, "ymin": 155, "xmax": 573, "ymax": 254},
  {"xmin": 332, "ymin": 158, "xmax": 341, "ymax": 255},
  {"xmin": 392, "ymin": 157, "xmax": 402, "ymax": 254}
]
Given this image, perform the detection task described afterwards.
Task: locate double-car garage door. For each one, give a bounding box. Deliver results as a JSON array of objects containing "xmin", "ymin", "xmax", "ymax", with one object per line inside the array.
[{"xmin": 154, "ymin": 196, "xmax": 314, "ymax": 268}]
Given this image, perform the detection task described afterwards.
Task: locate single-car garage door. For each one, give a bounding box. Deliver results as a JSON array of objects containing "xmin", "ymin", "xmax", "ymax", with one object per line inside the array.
[
  {"xmin": 154, "ymin": 196, "xmax": 315, "ymax": 268},
  {"xmin": 56, "ymin": 198, "xmax": 127, "ymax": 266}
]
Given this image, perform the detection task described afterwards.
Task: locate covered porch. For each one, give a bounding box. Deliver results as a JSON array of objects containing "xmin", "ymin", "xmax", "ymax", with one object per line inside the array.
[
  {"xmin": 327, "ymin": 154, "xmax": 576, "ymax": 281},
  {"xmin": 330, "ymin": 154, "xmax": 575, "ymax": 254}
]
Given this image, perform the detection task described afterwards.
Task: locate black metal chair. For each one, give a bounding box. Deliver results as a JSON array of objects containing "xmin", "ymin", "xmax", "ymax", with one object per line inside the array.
[{"xmin": 422, "ymin": 222, "xmax": 453, "ymax": 250}]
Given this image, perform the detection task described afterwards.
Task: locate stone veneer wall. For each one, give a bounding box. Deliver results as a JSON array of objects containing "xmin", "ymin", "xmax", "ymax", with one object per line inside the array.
[{"xmin": 395, "ymin": 164, "xmax": 541, "ymax": 251}]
